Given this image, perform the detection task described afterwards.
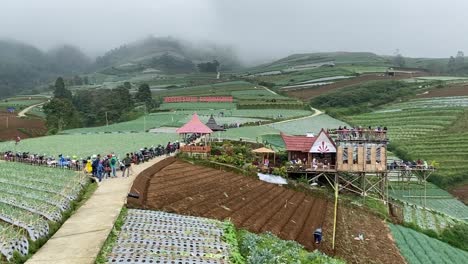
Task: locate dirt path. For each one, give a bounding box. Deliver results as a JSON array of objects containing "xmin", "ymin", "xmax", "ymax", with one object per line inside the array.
[
  {"xmin": 271, "ymin": 106, "xmax": 324, "ymax": 125},
  {"xmin": 26, "ymin": 156, "xmax": 168, "ymax": 264},
  {"xmin": 17, "ymin": 102, "xmax": 45, "ymax": 118},
  {"xmin": 260, "ymin": 85, "xmax": 278, "ymax": 95}
]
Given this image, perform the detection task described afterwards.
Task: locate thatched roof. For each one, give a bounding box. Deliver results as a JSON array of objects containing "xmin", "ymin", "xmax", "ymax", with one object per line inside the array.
[{"xmin": 205, "ymin": 114, "xmax": 225, "ymax": 131}]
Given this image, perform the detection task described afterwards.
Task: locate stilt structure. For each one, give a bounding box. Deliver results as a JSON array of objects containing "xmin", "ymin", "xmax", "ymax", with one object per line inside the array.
[{"xmin": 283, "ymin": 128, "xmax": 437, "ymax": 248}]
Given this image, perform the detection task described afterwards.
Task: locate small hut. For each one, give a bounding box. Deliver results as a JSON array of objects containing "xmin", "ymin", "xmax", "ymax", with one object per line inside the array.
[
  {"xmin": 176, "ymin": 113, "xmax": 213, "ymax": 154},
  {"xmin": 205, "ymin": 114, "xmax": 225, "ymax": 131}
]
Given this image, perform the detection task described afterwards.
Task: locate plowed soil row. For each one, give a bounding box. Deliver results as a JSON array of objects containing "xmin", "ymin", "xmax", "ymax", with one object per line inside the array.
[
  {"xmin": 286, "ymin": 73, "xmax": 427, "ymax": 100},
  {"xmin": 129, "ymin": 159, "xmax": 405, "ymax": 264},
  {"xmin": 417, "ymin": 83, "xmax": 468, "ymax": 98}
]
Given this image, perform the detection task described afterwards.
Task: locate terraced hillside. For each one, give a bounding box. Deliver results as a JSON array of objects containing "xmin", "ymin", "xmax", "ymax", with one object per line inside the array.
[
  {"xmin": 348, "ymin": 96, "xmax": 468, "ymax": 187},
  {"xmin": 128, "ymin": 158, "xmax": 406, "ymax": 264}
]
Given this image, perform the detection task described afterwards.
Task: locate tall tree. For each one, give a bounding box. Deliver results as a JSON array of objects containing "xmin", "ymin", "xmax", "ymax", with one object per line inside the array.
[
  {"xmin": 135, "ymin": 83, "xmax": 155, "ymax": 110},
  {"xmin": 455, "ymin": 51, "xmax": 465, "ymax": 67},
  {"xmin": 448, "ymin": 56, "xmax": 457, "ymax": 73},
  {"xmin": 53, "ymin": 77, "xmax": 72, "ymax": 100},
  {"xmin": 43, "ymin": 98, "xmax": 80, "ymax": 133},
  {"xmin": 393, "ymin": 50, "xmax": 406, "ymax": 68}
]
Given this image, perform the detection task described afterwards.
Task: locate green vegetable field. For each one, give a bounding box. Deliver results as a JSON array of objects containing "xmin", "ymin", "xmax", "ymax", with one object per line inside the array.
[
  {"xmin": 389, "ymin": 224, "xmax": 468, "ymax": 264},
  {"xmin": 0, "ymin": 163, "xmax": 87, "ymax": 261},
  {"xmin": 390, "ymin": 183, "xmax": 468, "ymax": 220},
  {"xmin": 0, "ymin": 133, "xmax": 178, "ymax": 158}
]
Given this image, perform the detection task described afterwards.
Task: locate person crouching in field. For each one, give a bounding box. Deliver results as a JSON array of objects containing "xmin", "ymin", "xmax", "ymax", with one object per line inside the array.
[{"xmin": 314, "ymin": 227, "xmax": 323, "ymax": 244}]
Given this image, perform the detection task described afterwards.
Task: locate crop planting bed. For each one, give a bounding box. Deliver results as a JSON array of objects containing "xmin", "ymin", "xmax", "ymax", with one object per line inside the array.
[
  {"xmin": 153, "ymin": 81, "xmax": 255, "ymax": 97},
  {"xmin": 128, "ymin": 158, "xmax": 406, "ymax": 263},
  {"xmin": 267, "ymin": 114, "xmax": 348, "ymax": 135},
  {"xmin": 287, "ymin": 73, "xmax": 425, "ymax": 100},
  {"xmin": 349, "ymin": 97, "xmax": 468, "ymax": 179},
  {"xmin": 0, "ymin": 163, "xmax": 86, "ymax": 261},
  {"xmin": 402, "ymin": 204, "xmax": 459, "ymax": 232},
  {"xmin": 418, "ymin": 84, "xmax": 468, "ymax": 98},
  {"xmin": 107, "ymin": 209, "xmax": 230, "ymax": 264},
  {"xmin": 0, "ymin": 112, "xmax": 46, "ymax": 140},
  {"xmin": 0, "ymin": 133, "xmax": 178, "ymax": 158},
  {"xmin": 389, "ymin": 224, "xmax": 468, "ymax": 264},
  {"xmin": 380, "ymin": 96, "xmax": 468, "ymax": 110},
  {"xmin": 159, "ymin": 102, "xmax": 236, "ymax": 110},
  {"xmin": 128, "ymin": 159, "xmax": 328, "ymax": 251},
  {"xmin": 390, "ymin": 183, "xmax": 468, "ymax": 221}
]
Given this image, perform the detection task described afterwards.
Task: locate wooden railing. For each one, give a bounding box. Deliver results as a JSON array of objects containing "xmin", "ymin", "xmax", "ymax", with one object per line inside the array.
[{"xmin": 180, "ymin": 145, "xmax": 211, "ymax": 153}]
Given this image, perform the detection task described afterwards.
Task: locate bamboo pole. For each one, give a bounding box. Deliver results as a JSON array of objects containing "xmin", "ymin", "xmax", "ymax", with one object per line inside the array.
[{"xmin": 332, "ymin": 173, "xmax": 338, "ymax": 250}]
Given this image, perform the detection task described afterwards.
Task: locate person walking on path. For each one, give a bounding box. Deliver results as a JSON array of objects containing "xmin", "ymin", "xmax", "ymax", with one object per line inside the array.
[
  {"xmin": 110, "ymin": 154, "xmax": 118, "ymax": 178},
  {"xmin": 121, "ymin": 153, "xmax": 132, "ymax": 177},
  {"xmin": 314, "ymin": 227, "xmax": 323, "ymax": 244}
]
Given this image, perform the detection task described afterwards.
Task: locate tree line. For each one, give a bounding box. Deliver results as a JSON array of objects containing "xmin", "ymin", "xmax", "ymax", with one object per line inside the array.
[{"xmin": 43, "ymin": 77, "xmax": 156, "ymax": 134}]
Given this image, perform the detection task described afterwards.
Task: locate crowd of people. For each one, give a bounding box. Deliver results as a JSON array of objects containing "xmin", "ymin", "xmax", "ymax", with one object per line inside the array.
[
  {"xmin": 334, "ymin": 126, "xmax": 388, "ymax": 141},
  {"xmin": 1, "ymin": 141, "xmax": 181, "ymax": 182},
  {"xmin": 388, "ymin": 159, "xmax": 431, "ymax": 171}
]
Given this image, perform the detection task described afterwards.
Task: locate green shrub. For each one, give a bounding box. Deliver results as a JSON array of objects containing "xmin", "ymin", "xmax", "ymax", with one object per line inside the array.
[{"xmin": 238, "ymin": 230, "xmax": 345, "ymax": 264}]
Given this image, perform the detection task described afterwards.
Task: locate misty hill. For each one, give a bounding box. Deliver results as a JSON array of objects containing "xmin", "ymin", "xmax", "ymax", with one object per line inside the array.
[
  {"xmin": 47, "ymin": 45, "xmax": 92, "ymax": 73},
  {"xmin": 94, "ymin": 36, "xmax": 241, "ymax": 74},
  {"xmin": 250, "ymin": 51, "xmax": 461, "ymax": 76},
  {"xmin": 0, "ymin": 40, "xmax": 91, "ymax": 98},
  {"xmin": 248, "ymin": 52, "xmax": 391, "ymax": 73}
]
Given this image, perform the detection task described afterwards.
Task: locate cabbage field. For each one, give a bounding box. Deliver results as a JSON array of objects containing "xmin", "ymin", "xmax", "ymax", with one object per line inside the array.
[
  {"xmin": 267, "ymin": 114, "xmax": 348, "ymax": 135},
  {"xmin": 0, "ymin": 163, "xmax": 87, "ymax": 261},
  {"xmin": 402, "ymin": 204, "xmax": 460, "ymax": 232},
  {"xmin": 390, "ymin": 183, "xmax": 468, "ymax": 221},
  {"xmin": 0, "ymin": 133, "xmax": 178, "ymax": 158},
  {"xmin": 389, "ymin": 224, "xmax": 468, "ymax": 264}
]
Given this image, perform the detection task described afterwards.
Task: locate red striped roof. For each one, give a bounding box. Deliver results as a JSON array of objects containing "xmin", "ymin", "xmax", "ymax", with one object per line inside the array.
[{"xmin": 280, "ymin": 132, "xmax": 316, "ymax": 152}]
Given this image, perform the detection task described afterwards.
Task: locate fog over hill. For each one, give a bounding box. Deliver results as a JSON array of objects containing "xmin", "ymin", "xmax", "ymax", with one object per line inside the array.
[{"xmin": 1, "ymin": 0, "xmax": 468, "ymax": 64}]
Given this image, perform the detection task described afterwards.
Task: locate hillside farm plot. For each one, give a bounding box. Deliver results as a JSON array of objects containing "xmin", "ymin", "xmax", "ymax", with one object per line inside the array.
[
  {"xmin": 0, "ymin": 112, "xmax": 46, "ymax": 140},
  {"xmin": 63, "ymin": 113, "xmax": 265, "ymax": 134},
  {"xmin": 402, "ymin": 204, "xmax": 459, "ymax": 232},
  {"xmin": 153, "ymin": 81, "xmax": 256, "ymax": 97},
  {"xmin": 417, "ymin": 83, "xmax": 468, "ymax": 98},
  {"xmin": 348, "ymin": 108, "xmax": 463, "ymax": 141},
  {"xmin": 0, "ymin": 133, "xmax": 178, "ymax": 158},
  {"xmin": 0, "ymin": 163, "xmax": 86, "ymax": 261},
  {"xmin": 177, "ymin": 109, "xmax": 313, "ymax": 119},
  {"xmin": 159, "ymin": 102, "xmax": 236, "ymax": 110},
  {"xmin": 286, "ymin": 73, "xmax": 426, "ymax": 100},
  {"xmin": 107, "ymin": 209, "xmax": 230, "ymax": 263},
  {"xmin": 389, "ymin": 224, "xmax": 468, "ymax": 264},
  {"xmin": 0, "ymin": 97, "xmax": 48, "ymax": 112},
  {"xmin": 350, "ymin": 103, "xmax": 468, "ymax": 184},
  {"xmin": 390, "ymin": 183, "xmax": 468, "ymax": 221},
  {"xmin": 380, "ymin": 96, "xmax": 468, "ymax": 110},
  {"xmin": 128, "ymin": 158, "xmax": 405, "ymax": 264},
  {"xmin": 267, "ymin": 114, "xmax": 348, "ymax": 135},
  {"xmin": 415, "ymin": 76, "xmax": 468, "ymax": 81},
  {"xmin": 221, "ymin": 125, "xmax": 280, "ymax": 142}
]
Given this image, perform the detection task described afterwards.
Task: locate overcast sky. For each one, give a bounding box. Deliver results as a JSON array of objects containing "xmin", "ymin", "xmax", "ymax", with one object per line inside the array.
[{"xmin": 1, "ymin": 0, "xmax": 467, "ymax": 63}]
